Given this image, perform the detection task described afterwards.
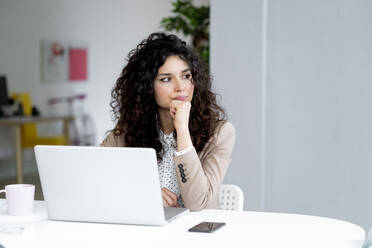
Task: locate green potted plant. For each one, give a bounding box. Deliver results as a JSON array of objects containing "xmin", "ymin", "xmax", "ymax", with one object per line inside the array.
[{"xmin": 160, "ymin": 0, "xmax": 210, "ymax": 67}]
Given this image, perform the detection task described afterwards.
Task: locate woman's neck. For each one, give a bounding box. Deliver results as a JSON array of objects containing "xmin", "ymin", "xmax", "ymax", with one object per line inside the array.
[{"xmin": 157, "ymin": 109, "xmax": 175, "ymax": 135}]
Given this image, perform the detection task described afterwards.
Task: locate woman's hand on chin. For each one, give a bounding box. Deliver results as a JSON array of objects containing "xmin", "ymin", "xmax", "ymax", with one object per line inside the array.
[{"xmin": 170, "ymin": 100, "xmax": 191, "ymax": 132}]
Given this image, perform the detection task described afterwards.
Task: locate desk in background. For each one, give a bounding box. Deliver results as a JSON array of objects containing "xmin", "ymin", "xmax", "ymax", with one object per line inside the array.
[
  {"xmin": 0, "ymin": 116, "xmax": 73, "ymax": 183},
  {"xmin": 0, "ymin": 200, "xmax": 365, "ymax": 248}
]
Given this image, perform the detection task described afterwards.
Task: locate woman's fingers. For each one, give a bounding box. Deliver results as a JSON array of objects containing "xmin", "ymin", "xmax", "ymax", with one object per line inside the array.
[
  {"xmin": 161, "ymin": 187, "xmax": 179, "ymax": 207},
  {"xmin": 163, "ymin": 188, "xmax": 178, "ymax": 206},
  {"xmin": 161, "ymin": 188, "xmax": 173, "ymax": 207},
  {"xmin": 169, "ymin": 101, "xmax": 180, "ymax": 119},
  {"xmin": 170, "ymin": 108, "xmax": 176, "ymax": 119},
  {"xmin": 169, "ymin": 101, "xmax": 191, "ymax": 130}
]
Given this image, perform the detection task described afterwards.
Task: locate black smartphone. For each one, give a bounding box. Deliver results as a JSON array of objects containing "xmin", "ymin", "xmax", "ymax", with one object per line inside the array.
[{"xmin": 188, "ymin": 222, "xmax": 226, "ymax": 233}]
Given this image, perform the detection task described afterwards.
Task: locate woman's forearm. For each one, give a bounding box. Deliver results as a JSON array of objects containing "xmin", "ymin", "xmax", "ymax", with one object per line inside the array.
[{"xmin": 176, "ymin": 128, "xmax": 193, "ymax": 151}]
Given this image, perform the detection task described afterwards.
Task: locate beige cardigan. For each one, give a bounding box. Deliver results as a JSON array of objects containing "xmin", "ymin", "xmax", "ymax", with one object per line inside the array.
[{"xmin": 100, "ymin": 121, "xmax": 235, "ymax": 211}]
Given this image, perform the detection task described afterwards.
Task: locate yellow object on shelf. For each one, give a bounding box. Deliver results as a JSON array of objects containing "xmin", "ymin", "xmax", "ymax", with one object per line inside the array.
[{"xmin": 11, "ymin": 93, "xmax": 67, "ymax": 148}]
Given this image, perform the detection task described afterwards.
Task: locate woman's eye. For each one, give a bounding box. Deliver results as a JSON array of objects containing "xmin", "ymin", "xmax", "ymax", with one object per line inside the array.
[
  {"xmin": 160, "ymin": 77, "xmax": 171, "ymax": 82},
  {"xmin": 183, "ymin": 74, "xmax": 192, "ymax": 79}
]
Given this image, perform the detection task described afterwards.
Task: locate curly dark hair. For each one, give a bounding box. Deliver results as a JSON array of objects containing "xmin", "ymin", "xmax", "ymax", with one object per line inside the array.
[{"xmin": 110, "ymin": 32, "xmax": 226, "ymax": 159}]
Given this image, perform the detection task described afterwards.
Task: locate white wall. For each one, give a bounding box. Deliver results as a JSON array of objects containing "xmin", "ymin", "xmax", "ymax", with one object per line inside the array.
[
  {"xmin": 211, "ymin": 0, "xmax": 264, "ymax": 211},
  {"xmin": 212, "ymin": 0, "xmax": 372, "ymax": 229},
  {"xmin": 266, "ymin": 0, "xmax": 372, "ymax": 229}
]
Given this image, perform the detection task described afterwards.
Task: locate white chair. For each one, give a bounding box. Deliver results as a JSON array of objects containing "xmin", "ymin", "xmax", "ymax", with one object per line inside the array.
[
  {"xmin": 362, "ymin": 226, "xmax": 372, "ymax": 248},
  {"xmin": 219, "ymin": 184, "xmax": 244, "ymax": 211}
]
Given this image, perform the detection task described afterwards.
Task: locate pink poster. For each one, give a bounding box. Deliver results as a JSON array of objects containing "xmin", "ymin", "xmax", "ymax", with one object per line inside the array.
[{"xmin": 69, "ymin": 48, "xmax": 88, "ymax": 81}]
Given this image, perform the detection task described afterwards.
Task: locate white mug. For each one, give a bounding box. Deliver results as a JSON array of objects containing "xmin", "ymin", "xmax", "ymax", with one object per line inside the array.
[{"xmin": 0, "ymin": 184, "xmax": 35, "ymax": 216}]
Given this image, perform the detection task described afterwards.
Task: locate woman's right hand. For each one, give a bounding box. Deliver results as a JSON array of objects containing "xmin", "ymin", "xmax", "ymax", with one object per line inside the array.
[
  {"xmin": 170, "ymin": 100, "xmax": 191, "ymax": 132},
  {"xmin": 161, "ymin": 187, "xmax": 179, "ymax": 207}
]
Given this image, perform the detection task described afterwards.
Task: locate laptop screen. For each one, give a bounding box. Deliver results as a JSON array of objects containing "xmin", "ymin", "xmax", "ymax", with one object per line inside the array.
[{"xmin": 0, "ymin": 75, "xmax": 9, "ymax": 106}]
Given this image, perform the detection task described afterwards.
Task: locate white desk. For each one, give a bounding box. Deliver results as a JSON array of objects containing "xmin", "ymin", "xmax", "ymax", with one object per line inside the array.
[{"xmin": 0, "ymin": 200, "xmax": 365, "ymax": 248}]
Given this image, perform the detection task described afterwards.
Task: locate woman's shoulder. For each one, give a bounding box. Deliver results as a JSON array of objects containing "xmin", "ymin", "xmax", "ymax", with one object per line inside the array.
[
  {"xmin": 199, "ymin": 120, "xmax": 235, "ymax": 156},
  {"xmin": 215, "ymin": 121, "xmax": 235, "ymax": 139},
  {"xmin": 100, "ymin": 132, "xmax": 125, "ymax": 147},
  {"xmin": 206, "ymin": 121, "xmax": 235, "ymax": 149}
]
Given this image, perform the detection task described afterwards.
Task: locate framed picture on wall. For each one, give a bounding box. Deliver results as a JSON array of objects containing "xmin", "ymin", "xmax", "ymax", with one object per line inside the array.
[{"xmin": 41, "ymin": 39, "xmax": 88, "ymax": 83}]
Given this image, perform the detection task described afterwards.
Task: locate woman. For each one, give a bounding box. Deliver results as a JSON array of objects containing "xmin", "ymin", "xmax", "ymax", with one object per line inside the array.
[{"xmin": 101, "ymin": 32, "xmax": 235, "ymax": 211}]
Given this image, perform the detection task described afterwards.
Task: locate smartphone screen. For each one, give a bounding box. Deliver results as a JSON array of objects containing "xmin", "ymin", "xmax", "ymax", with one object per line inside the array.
[{"xmin": 188, "ymin": 222, "xmax": 226, "ymax": 233}]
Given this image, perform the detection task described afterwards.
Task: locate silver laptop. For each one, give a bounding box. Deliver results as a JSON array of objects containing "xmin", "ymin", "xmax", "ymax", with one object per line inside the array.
[{"xmin": 34, "ymin": 145, "xmax": 189, "ymax": 226}]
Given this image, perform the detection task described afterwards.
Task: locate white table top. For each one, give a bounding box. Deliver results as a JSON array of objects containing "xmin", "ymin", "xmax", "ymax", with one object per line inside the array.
[{"xmin": 0, "ymin": 200, "xmax": 365, "ymax": 248}]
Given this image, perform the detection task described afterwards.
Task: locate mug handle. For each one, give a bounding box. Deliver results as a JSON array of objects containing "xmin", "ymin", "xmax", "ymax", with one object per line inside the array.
[
  {"xmin": 0, "ymin": 189, "xmax": 7, "ymax": 210},
  {"xmin": 0, "ymin": 189, "xmax": 5, "ymax": 204}
]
